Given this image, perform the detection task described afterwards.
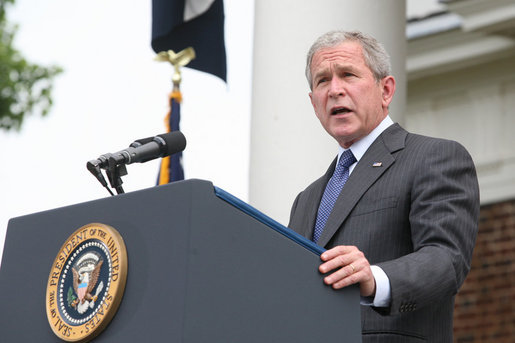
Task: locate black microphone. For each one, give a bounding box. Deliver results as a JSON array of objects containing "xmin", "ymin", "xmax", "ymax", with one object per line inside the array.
[
  {"xmin": 129, "ymin": 136, "xmax": 155, "ymax": 148},
  {"xmin": 87, "ymin": 131, "xmax": 186, "ymax": 170},
  {"xmin": 86, "ymin": 131, "xmax": 186, "ymax": 196},
  {"xmin": 109, "ymin": 131, "xmax": 186, "ymax": 165}
]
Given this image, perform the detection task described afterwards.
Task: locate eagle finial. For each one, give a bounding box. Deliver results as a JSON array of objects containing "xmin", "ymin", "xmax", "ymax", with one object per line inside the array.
[{"xmin": 155, "ymin": 47, "xmax": 196, "ymax": 88}]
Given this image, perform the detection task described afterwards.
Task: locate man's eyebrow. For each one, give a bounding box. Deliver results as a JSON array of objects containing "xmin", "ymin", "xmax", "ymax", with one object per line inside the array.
[
  {"xmin": 313, "ymin": 63, "xmax": 359, "ymax": 81},
  {"xmin": 313, "ymin": 67, "xmax": 331, "ymax": 81},
  {"xmin": 334, "ymin": 63, "xmax": 358, "ymax": 73}
]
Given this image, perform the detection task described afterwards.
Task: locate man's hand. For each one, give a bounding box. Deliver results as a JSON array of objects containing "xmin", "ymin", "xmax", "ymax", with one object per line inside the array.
[{"xmin": 319, "ymin": 245, "xmax": 376, "ymax": 297}]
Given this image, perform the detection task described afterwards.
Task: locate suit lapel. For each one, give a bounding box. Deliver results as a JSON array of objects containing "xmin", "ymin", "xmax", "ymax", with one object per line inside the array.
[
  {"xmin": 300, "ymin": 158, "xmax": 337, "ymax": 239},
  {"xmin": 317, "ymin": 124, "xmax": 407, "ymax": 247}
]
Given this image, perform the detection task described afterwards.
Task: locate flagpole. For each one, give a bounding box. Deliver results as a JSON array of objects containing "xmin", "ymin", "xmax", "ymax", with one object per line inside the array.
[{"xmin": 155, "ymin": 48, "xmax": 195, "ymax": 184}]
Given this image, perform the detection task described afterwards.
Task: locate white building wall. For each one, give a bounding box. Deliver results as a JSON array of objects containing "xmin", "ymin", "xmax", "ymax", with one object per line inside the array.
[
  {"xmin": 406, "ymin": 55, "xmax": 515, "ymax": 205},
  {"xmin": 406, "ymin": 0, "xmax": 515, "ymax": 206}
]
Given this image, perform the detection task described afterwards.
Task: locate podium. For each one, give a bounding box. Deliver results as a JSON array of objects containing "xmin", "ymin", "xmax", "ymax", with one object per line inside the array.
[{"xmin": 0, "ymin": 179, "xmax": 361, "ymax": 342}]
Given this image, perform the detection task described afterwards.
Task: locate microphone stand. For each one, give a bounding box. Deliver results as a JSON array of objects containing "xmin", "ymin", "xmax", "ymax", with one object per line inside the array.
[
  {"xmin": 106, "ymin": 156, "xmax": 127, "ymax": 195},
  {"xmin": 86, "ymin": 160, "xmax": 114, "ymax": 196}
]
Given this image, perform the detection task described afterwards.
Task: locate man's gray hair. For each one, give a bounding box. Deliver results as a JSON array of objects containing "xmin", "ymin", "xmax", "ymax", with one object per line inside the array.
[{"xmin": 305, "ymin": 30, "xmax": 392, "ymax": 90}]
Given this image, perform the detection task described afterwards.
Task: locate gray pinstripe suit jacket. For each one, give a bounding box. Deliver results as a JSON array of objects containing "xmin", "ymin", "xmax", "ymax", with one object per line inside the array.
[{"xmin": 288, "ymin": 123, "xmax": 480, "ymax": 342}]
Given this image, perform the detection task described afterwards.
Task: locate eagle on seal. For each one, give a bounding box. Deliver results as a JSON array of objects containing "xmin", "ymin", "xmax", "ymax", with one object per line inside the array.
[{"xmin": 70, "ymin": 259, "xmax": 103, "ymax": 313}]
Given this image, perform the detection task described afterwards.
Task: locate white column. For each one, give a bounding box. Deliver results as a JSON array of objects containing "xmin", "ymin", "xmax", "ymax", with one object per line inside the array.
[{"xmin": 249, "ymin": 0, "xmax": 406, "ymax": 224}]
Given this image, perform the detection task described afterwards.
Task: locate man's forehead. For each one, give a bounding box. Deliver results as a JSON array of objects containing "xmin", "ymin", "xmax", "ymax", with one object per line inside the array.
[{"xmin": 311, "ymin": 41, "xmax": 364, "ymax": 67}]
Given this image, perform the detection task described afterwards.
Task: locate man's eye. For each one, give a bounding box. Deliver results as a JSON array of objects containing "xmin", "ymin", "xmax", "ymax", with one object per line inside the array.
[
  {"xmin": 317, "ymin": 78, "xmax": 328, "ymax": 84},
  {"xmin": 343, "ymin": 72, "xmax": 354, "ymax": 77}
]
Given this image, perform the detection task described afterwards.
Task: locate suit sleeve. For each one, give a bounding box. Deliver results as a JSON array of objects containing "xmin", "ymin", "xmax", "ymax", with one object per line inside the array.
[
  {"xmin": 376, "ymin": 139, "xmax": 479, "ymax": 316},
  {"xmin": 288, "ymin": 192, "xmax": 301, "ymax": 229}
]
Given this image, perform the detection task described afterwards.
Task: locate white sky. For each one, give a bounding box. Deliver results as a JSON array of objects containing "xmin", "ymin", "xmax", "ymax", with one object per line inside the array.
[{"xmin": 0, "ymin": 0, "xmax": 254, "ymax": 263}]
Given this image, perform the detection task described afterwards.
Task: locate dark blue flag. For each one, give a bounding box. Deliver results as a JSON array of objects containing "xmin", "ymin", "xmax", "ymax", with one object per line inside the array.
[{"xmin": 151, "ymin": 0, "xmax": 227, "ymax": 81}]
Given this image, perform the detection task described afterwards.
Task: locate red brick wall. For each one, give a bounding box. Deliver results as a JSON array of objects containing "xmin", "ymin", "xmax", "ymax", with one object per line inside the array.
[{"xmin": 454, "ymin": 199, "xmax": 515, "ymax": 343}]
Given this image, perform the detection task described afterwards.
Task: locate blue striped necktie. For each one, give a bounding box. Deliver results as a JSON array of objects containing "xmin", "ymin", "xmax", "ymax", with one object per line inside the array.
[{"xmin": 313, "ymin": 149, "xmax": 356, "ymax": 243}]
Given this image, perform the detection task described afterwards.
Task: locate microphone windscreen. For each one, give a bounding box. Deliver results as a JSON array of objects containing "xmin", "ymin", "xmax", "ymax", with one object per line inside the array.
[{"xmin": 158, "ymin": 131, "xmax": 187, "ymax": 156}]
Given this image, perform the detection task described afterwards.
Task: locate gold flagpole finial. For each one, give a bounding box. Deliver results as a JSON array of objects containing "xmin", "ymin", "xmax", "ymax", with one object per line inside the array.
[{"xmin": 155, "ymin": 47, "xmax": 196, "ymax": 89}]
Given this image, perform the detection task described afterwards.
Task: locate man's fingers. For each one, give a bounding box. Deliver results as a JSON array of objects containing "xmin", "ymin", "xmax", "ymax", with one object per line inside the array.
[
  {"xmin": 319, "ymin": 254, "xmax": 352, "ymax": 273},
  {"xmin": 331, "ymin": 270, "xmax": 365, "ymax": 289},
  {"xmin": 318, "ymin": 245, "xmax": 376, "ymax": 296},
  {"xmin": 320, "ymin": 245, "xmax": 354, "ymax": 261},
  {"xmin": 323, "ymin": 263, "xmax": 358, "ymax": 285},
  {"xmin": 319, "ymin": 246, "xmax": 363, "ymax": 274}
]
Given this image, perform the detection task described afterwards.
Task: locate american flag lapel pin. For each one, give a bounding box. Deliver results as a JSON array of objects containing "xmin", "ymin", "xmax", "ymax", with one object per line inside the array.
[{"xmin": 372, "ymin": 162, "xmax": 382, "ymax": 167}]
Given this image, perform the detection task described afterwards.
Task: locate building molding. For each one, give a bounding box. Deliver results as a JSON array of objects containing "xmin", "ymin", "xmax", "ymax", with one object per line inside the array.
[{"xmin": 407, "ymin": 0, "xmax": 515, "ymax": 205}]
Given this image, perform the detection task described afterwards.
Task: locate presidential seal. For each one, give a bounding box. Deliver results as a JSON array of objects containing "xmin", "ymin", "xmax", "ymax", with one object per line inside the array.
[{"xmin": 46, "ymin": 223, "xmax": 128, "ymax": 342}]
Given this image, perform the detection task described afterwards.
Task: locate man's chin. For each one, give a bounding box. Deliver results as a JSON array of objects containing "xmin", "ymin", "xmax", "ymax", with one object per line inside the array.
[{"xmin": 331, "ymin": 130, "xmax": 361, "ymax": 148}]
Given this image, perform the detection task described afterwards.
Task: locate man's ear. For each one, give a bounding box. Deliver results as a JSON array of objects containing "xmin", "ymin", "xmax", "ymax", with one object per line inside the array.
[
  {"xmin": 381, "ymin": 76, "xmax": 396, "ymax": 109},
  {"xmin": 309, "ymin": 92, "xmax": 319, "ymax": 117}
]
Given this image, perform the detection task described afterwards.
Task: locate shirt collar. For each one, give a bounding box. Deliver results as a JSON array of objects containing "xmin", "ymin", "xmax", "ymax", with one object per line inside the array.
[{"xmin": 337, "ymin": 115, "xmax": 394, "ymax": 165}]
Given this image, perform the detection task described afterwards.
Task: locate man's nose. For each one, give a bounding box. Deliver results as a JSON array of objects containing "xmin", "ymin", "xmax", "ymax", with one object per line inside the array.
[{"xmin": 328, "ymin": 77, "xmax": 345, "ymax": 98}]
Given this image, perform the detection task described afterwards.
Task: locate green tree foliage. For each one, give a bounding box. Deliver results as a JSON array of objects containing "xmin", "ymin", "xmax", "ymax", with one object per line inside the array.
[{"xmin": 0, "ymin": 0, "xmax": 62, "ymax": 131}]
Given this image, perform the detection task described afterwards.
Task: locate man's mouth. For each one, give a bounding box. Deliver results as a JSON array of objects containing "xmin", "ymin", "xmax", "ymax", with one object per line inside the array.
[{"xmin": 331, "ymin": 106, "xmax": 352, "ymax": 115}]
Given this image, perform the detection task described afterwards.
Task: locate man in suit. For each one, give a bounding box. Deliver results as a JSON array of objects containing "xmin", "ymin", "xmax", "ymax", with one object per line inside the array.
[{"xmin": 288, "ymin": 30, "xmax": 479, "ymax": 342}]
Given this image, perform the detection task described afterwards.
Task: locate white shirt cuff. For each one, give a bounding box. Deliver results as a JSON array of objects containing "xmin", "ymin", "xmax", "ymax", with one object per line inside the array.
[{"xmin": 360, "ymin": 265, "xmax": 391, "ymax": 307}]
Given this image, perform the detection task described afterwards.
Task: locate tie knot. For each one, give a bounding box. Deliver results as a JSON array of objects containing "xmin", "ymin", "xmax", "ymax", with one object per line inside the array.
[{"xmin": 339, "ymin": 149, "xmax": 356, "ymax": 169}]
